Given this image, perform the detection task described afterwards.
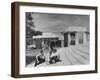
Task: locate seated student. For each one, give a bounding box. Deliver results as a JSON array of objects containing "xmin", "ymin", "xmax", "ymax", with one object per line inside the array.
[
  {"xmin": 49, "ymin": 49, "xmax": 61, "ymax": 64},
  {"xmin": 34, "ymin": 50, "xmax": 45, "ymax": 66}
]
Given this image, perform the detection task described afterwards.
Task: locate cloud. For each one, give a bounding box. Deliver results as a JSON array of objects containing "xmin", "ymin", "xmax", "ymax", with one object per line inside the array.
[{"xmin": 31, "ymin": 13, "xmax": 89, "ymax": 32}]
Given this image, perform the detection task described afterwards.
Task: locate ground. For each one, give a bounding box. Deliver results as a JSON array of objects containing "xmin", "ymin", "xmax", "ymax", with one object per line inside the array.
[{"xmin": 26, "ymin": 43, "xmax": 89, "ymax": 67}]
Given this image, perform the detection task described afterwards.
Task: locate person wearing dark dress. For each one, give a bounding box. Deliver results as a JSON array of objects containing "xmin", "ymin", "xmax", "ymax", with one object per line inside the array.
[{"xmin": 34, "ymin": 50, "xmax": 45, "ymax": 66}]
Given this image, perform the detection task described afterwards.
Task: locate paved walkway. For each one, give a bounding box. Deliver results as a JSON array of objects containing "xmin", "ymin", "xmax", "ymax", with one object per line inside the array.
[{"xmin": 27, "ymin": 44, "xmax": 89, "ymax": 67}]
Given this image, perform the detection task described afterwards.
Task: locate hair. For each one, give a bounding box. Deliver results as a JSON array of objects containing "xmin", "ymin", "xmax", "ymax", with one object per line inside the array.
[
  {"xmin": 40, "ymin": 50, "xmax": 43, "ymax": 53},
  {"xmin": 52, "ymin": 49, "xmax": 57, "ymax": 53}
]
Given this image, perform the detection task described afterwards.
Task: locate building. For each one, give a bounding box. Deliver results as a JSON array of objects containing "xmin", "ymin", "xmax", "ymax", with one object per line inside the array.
[
  {"xmin": 32, "ymin": 27, "xmax": 89, "ymax": 49},
  {"xmin": 33, "ymin": 32, "xmax": 60, "ymax": 49},
  {"xmin": 60, "ymin": 27, "xmax": 90, "ymax": 47}
]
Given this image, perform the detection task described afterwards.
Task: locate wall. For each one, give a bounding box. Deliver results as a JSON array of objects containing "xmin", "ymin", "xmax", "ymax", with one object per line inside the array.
[{"xmin": 0, "ymin": 0, "xmax": 100, "ymax": 80}]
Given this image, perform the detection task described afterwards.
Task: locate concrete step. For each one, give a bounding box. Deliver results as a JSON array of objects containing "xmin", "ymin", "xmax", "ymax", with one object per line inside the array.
[
  {"xmin": 59, "ymin": 48, "xmax": 82, "ymax": 65},
  {"xmin": 69, "ymin": 46, "xmax": 89, "ymax": 64},
  {"xmin": 58, "ymin": 48, "xmax": 74, "ymax": 65},
  {"xmin": 75, "ymin": 44, "xmax": 89, "ymax": 54},
  {"xmin": 71, "ymin": 46, "xmax": 89, "ymax": 60},
  {"xmin": 26, "ymin": 46, "xmax": 89, "ymax": 67}
]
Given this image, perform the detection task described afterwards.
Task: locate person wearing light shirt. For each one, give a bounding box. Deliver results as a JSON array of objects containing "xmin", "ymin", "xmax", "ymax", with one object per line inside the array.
[{"xmin": 49, "ymin": 49, "xmax": 61, "ymax": 64}]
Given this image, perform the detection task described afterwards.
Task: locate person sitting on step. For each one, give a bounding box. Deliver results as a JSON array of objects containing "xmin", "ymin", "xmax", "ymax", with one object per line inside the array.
[
  {"xmin": 49, "ymin": 49, "xmax": 61, "ymax": 64},
  {"xmin": 34, "ymin": 50, "xmax": 45, "ymax": 66}
]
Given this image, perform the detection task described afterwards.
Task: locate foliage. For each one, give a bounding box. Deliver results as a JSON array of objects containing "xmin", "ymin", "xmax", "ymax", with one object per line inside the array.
[{"xmin": 26, "ymin": 12, "xmax": 42, "ymax": 45}]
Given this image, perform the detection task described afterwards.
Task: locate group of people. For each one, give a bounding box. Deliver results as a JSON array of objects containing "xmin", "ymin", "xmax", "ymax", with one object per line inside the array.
[{"xmin": 34, "ymin": 41, "xmax": 61, "ymax": 66}]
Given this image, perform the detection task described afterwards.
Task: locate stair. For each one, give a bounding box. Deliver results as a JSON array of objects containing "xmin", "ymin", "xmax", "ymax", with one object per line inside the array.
[{"xmin": 27, "ymin": 44, "xmax": 90, "ymax": 67}]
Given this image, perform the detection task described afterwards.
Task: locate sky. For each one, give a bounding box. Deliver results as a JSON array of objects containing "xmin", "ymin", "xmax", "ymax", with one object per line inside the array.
[{"xmin": 31, "ymin": 13, "xmax": 89, "ymax": 32}]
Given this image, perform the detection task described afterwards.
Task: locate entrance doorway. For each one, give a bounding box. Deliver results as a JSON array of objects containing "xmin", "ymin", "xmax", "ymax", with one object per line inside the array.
[
  {"xmin": 70, "ymin": 32, "xmax": 76, "ymax": 45},
  {"xmin": 64, "ymin": 33, "xmax": 68, "ymax": 47}
]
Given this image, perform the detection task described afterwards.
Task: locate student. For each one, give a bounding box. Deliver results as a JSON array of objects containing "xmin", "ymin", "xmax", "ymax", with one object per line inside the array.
[
  {"xmin": 49, "ymin": 49, "xmax": 61, "ymax": 64},
  {"xmin": 34, "ymin": 50, "xmax": 45, "ymax": 66}
]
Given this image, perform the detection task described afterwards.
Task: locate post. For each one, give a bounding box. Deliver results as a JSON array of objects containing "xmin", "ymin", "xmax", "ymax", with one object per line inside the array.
[
  {"xmin": 61, "ymin": 33, "xmax": 64, "ymax": 47},
  {"xmin": 75, "ymin": 32, "xmax": 79, "ymax": 45},
  {"xmin": 83, "ymin": 32, "xmax": 87, "ymax": 44},
  {"xmin": 68, "ymin": 33, "xmax": 71, "ymax": 46}
]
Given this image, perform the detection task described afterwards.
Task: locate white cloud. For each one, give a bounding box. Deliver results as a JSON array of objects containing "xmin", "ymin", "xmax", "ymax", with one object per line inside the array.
[{"xmin": 31, "ymin": 13, "xmax": 89, "ymax": 32}]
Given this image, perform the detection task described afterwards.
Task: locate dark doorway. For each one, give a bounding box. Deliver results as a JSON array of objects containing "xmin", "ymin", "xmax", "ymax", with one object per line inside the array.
[
  {"xmin": 64, "ymin": 33, "xmax": 68, "ymax": 47},
  {"xmin": 70, "ymin": 32, "xmax": 75, "ymax": 45}
]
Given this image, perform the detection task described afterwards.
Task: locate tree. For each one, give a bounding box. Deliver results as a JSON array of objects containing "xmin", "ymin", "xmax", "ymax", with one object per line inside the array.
[{"xmin": 26, "ymin": 12, "xmax": 42, "ymax": 45}]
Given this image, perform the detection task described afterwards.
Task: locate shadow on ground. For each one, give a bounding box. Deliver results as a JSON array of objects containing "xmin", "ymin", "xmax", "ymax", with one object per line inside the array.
[{"xmin": 26, "ymin": 56, "xmax": 35, "ymax": 65}]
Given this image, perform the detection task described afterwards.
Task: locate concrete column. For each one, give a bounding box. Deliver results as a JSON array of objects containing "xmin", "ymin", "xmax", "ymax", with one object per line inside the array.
[
  {"xmin": 83, "ymin": 32, "xmax": 87, "ymax": 44},
  {"xmin": 75, "ymin": 32, "xmax": 79, "ymax": 45},
  {"xmin": 61, "ymin": 40, "xmax": 64, "ymax": 47},
  {"xmin": 68, "ymin": 33, "xmax": 71, "ymax": 46},
  {"xmin": 61, "ymin": 34, "xmax": 64, "ymax": 47},
  {"xmin": 59, "ymin": 33, "xmax": 64, "ymax": 47}
]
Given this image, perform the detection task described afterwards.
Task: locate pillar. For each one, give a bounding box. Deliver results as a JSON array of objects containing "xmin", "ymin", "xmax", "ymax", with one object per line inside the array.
[
  {"xmin": 68, "ymin": 33, "xmax": 71, "ymax": 46},
  {"xmin": 61, "ymin": 33, "xmax": 64, "ymax": 47},
  {"xmin": 83, "ymin": 32, "xmax": 87, "ymax": 44},
  {"xmin": 75, "ymin": 32, "xmax": 79, "ymax": 45},
  {"xmin": 61, "ymin": 40, "xmax": 64, "ymax": 47}
]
